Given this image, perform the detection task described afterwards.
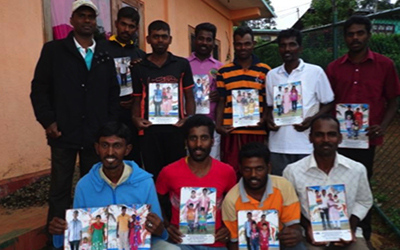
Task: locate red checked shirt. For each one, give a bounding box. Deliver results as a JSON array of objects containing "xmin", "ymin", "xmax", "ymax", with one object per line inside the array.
[{"xmin": 326, "ymin": 49, "xmax": 400, "ymax": 145}]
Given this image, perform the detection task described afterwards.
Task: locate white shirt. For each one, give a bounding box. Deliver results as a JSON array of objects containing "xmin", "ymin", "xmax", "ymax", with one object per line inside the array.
[
  {"xmin": 266, "ymin": 59, "xmax": 334, "ymax": 154},
  {"xmin": 73, "ymin": 37, "xmax": 96, "ymax": 58},
  {"xmin": 283, "ymin": 153, "xmax": 373, "ymax": 221}
]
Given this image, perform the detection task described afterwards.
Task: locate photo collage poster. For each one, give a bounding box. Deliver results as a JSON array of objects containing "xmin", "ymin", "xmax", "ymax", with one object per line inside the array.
[
  {"xmin": 107, "ymin": 204, "xmax": 151, "ymax": 250},
  {"xmin": 148, "ymin": 83, "xmax": 179, "ymax": 125},
  {"xmin": 273, "ymin": 81, "xmax": 303, "ymax": 126},
  {"xmin": 237, "ymin": 210, "xmax": 280, "ymax": 250},
  {"xmin": 193, "ymin": 74, "xmax": 210, "ymax": 114},
  {"xmin": 114, "ymin": 57, "xmax": 133, "ymax": 97},
  {"xmin": 306, "ymin": 184, "xmax": 352, "ymax": 242},
  {"xmin": 64, "ymin": 207, "xmax": 108, "ymax": 250},
  {"xmin": 232, "ymin": 89, "xmax": 260, "ymax": 128},
  {"xmin": 336, "ymin": 103, "xmax": 369, "ymax": 149},
  {"xmin": 179, "ymin": 187, "xmax": 217, "ymax": 244},
  {"xmin": 64, "ymin": 204, "xmax": 150, "ymax": 250}
]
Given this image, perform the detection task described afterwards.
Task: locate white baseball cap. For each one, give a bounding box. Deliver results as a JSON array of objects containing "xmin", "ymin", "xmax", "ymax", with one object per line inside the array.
[{"xmin": 72, "ymin": 0, "xmax": 99, "ymax": 16}]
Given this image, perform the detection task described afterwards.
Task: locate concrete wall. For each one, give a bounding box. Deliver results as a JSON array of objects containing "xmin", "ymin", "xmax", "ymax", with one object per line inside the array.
[
  {"xmin": 0, "ymin": 0, "xmax": 234, "ymax": 182},
  {"xmin": 0, "ymin": 1, "xmax": 51, "ymax": 181}
]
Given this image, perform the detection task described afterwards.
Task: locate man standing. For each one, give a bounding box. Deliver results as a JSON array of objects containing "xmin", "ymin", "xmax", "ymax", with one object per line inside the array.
[
  {"xmin": 265, "ymin": 28, "xmax": 334, "ymax": 176},
  {"xmin": 117, "ymin": 206, "xmax": 131, "ymax": 250},
  {"xmin": 156, "ymin": 115, "xmax": 236, "ymax": 249},
  {"xmin": 49, "ymin": 122, "xmax": 179, "ymax": 250},
  {"xmin": 244, "ymin": 212, "xmax": 254, "ymax": 250},
  {"xmin": 100, "ymin": 6, "xmax": 146, "ymax": 166},
  {"xmin": 222, "ymin": 142, "xmax": 305, "ymax": 250},
  {"xmin": 283, "ymin": 114, "xmax": 373, "ymax": 249},
  {"xmin": 319, "ymin": 189, "xmax": 331, "ymax": 230},
  {"xmin": 216, "ymin": 26, "xmax": 270, "ymax": 173},
  {"xmin": 326, "ymin": 15, "xmax": 400, "ymax": 243},
  {"xmin": 131, "ymin": 20, "xmax": 195, "ymax": 180},
  {"xmin": 67, "ymin": 210, "xmax": 82, "ymax": 250},
  {"xmin": 30, "ymin": 0, "xmax": 120, "ymax": 235},
  {"xmin": 188, "ymin": 22, "xmax": 224, "ymax": 159}
]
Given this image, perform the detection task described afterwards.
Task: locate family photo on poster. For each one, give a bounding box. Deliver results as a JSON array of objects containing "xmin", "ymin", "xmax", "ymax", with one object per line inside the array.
[
  {"xmin": 232, "ymin": 89, "xmax": 260, "ymax": 127},
  {"xmin": 306, "ymin": 184, "xmax": 352, "ymax": 242},
  {"xmin": 64, "ymin": 207, "xmax": 108, "ymax": 250},
  {"xmin": 272, "ymin": 81, "xmax": 303, "ymax": 126},
  {"xmin": 114, "ymin": 57, "xmax": 133, "ymax": 97},
  {"xmin": 237, "ymin": 210, "xmax": 279, "ymax": 250},
  {"xmin": 107, "ymin": 204, "xmax": 151, "ymax": 250},
  {"xmin": 336, "ymin": 103, "xmax": 369, "ymax": 149},
  {"xmin": 148, "ymin": 83, "xmax": 179, "ymax": 125},
  {"xmin": 193, "ymin": 74, "xmax": 210, "ymax": 114},
  {"xmin": 179, "ymin": 187, "xmax": 217, "ymax": 244}
]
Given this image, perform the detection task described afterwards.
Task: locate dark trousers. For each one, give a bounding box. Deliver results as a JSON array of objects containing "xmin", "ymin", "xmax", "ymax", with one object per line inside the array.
[
  {"xmin": 246, "ymin": 236, "xmax": 251, "ymax": 250},
  {"xmin": 119, "ymin": 105, "xmax": 142, "ymax": 167},
  {"xmin": 320, "ymin": 208, "xmax": 331, "ymax": 229},
  {"xmin": 47, "ymin": 146, "xmax": 99, "ymax": 227},
  {"xmin": 69, "ymin": 240, "xmax": 80, "ymax": 250},
  {"xmin": 339, "ymin": 146, "xmax": 376, "ymax": 241},
  {"xmin": 140, "ymin": 127, "xmax": 186, "ymax": 180}
]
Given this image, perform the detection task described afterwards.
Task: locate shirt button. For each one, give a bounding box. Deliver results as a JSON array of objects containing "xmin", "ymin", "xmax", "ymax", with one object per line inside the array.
[
  {"xmin": 81, "ymin": 84, "xmax": 85, "ymax": 87},
  {"xmin": 82, "ymin": 115, "xmax": 85, "ymax": 119},
  {"xmin": 354, "ymin": 81, "xmax": 358, "ymax": 84},
  {"xmin": 355, "ymin": 69, "xmax": 359, "ymax": 72}
]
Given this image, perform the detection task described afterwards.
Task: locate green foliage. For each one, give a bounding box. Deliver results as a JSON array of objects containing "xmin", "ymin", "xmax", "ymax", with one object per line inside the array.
[
  {"xmin": 303, "ymin": 0, "xmax": 358, "ymax": 28},
  {"xmin": 253, "ymin": 42, "xmax": 282, "ymax": 69},
  {"xmin": 370, "ymin": 34, "xmax": 400, "ymax": 73}
]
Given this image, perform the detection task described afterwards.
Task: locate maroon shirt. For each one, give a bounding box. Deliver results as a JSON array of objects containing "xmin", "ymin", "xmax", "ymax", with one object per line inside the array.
[{"xmin": 327, "ymin": 49, "xmax": 400, "ymax": 145}]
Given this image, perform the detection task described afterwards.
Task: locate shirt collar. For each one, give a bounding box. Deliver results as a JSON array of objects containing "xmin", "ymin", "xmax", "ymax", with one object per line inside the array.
[
  {"xmin": 73, "ymin": 37, "xmax": 96, "ymax": 53},
  {"xmin": 277, "ymin": 59, "xmax": 305, "ymax": 75},
  {"xmin": 99, "ymin": 163, "xmax": 132, "ymax": 188},
  {"xmin": 307, "ymin": 152, "xmax": 351, "ymax": 171},
  {"xmin": 233, "ymin": 54, "xmax": 260, "ymax": 67},
  {"xmin": 340, "ymin": 48, "xmax": 375, "ymax": 64},
  {"xmin": 188, "ymin": 52, "xmax": 218, "ymax": 63},
  {"xmin": 109, "ymin": 34, "xmax": 133, "ymax": 47},
  {"xmin": 143, "ymin": 52, "xmax": 177, "ymax": 67},
  {"xmin": 238, "ymin": 175, "xmax": 273, "ymax": 208}
]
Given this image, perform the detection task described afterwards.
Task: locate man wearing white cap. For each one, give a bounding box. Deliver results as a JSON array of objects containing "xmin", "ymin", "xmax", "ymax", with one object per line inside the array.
[{"xmin": 30, "ymin": 0, "xmax": 120, "ymax": 242}]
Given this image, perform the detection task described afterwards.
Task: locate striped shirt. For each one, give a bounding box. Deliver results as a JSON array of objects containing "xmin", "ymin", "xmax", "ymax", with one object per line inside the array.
[{"xmin": 217, "ymin": 55, "xmax": 271, "ymax": 134}]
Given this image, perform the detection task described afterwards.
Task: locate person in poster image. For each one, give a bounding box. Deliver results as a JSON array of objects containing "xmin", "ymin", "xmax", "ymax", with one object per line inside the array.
[
  {"xmin": 236, "ymin": 91, "xmax": 245, "ymax": 119},
  {"xmin": 90, "ymin": 215, "xmax": 106, "ymax": 250},
  {"xmin": 153, "ymin": 83, "xmax": 163, "ymax": 116},
  {"xmin": 259, "ymin": 223, "xmax": 270, "ymax": 250},
  {"xmin": 186, "ymin": 203, "xmax": 197, "ymax": 233},
  {"xmin": 319, "ymin": 189, "xmax": 331, "ymax": 230},
  {"xmin": 290, "ymin": 85, "xmax": 299, "ymax": 112},
  {"xmin": 67, "ymin": 210, "xmax": 82, "ymax": 250},
  {"xmin": 275, "ymin": 94, "xmax": 283, "ymax": 116},
  {"xmin": 327, "ymin": 193, "xmax": 341, "ymax": 229},
  {"xmin": 245, "ymin": 212, "xmax": 255, "ymax": 250},
  {"xmin": 128, "ymin": 214, "xmax": 142, "ymax": 250},
  {"xmin": 250, "ymin": 221, "xmax": 260, "ymax": 250},
  {"xmin": 199, "ymin": 188, "xmax": 211, "ymax": 214},
  {"xmin": 354, "ymin": 108, "xmax": 363, "ymax": 129},
  {"xmin": 162, "ymin": 86, "xmax": 173, "ymax": 116},
  {"xmin": 282, "ymin": 87, "xmax": 291, "ymax": 114},
  {"xmin": 345, "ymin": 115, "xmax": 353, "ymax": 139},
  {"xmin": 120, "ymin": 58, "xmax": 128, "ymax": 86},
  {"xmin": 117, "ymin": 206, "xmax": 130, "ymax": 250},
  {"xmin": 198, "ymin": 207, "xmax": 208, "ymax": 233}
]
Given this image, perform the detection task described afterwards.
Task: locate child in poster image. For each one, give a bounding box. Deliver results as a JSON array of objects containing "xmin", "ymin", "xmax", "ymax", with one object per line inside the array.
[{"xmin": 90, "ymin": 215, "xmax": 106, "ymax": 250}]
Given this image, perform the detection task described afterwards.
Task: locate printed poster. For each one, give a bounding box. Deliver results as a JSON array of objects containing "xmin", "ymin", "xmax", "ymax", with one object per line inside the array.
[
  {"xmin": 232, "ymin": 89, "xmax": 260, "ymax": 128},
  {"xmin": 273, "ymin": 81, "xmax": 303, "ymax": 126},
  {"xmin": 336, "ymin": 103, "xmax": 369, "ymax": 149},
  {"xmin": 107, "ymin": 204, "xmax": 151, "ymax": 250},
  {"xmin": 179, "ymin": 187, "xmax": 217, "ymax": 244},
  {"xmin": 64, "ymin": 207, "xmax": 108, "ymax": 250},
  {"xmin": 193, "ymin": 74, "xmax": 210, "ymax": 114},
  {"xmin": 306, "ymin": 184, "xmax": 352, "ymax": 242},
  {"xmin": 114, "ymin": 57, "xmax": 133, "ymax": 97},
  {"xmin": 237, "ymin": 210, "xmax": 279, "ymax": 250},
  {"xmin": 148, "ymin": 83, "xmax": 179, "ymax": 125}
]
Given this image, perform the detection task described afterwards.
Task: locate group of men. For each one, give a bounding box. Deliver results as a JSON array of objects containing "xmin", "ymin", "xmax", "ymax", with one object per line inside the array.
[{"xmin": 30, "ymin": 0, "xmax": 400, "ymax": 249}]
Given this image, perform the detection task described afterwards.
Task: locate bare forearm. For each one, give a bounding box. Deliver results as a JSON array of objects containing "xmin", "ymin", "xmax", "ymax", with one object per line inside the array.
[
  {"xmin": 349, "ymin": 215, "xmax": 360, "ymax": 233},
  {"xmin": 314, "ymin": 101, "xmax": 334, "ymax": 119},
  {"xmin": 184, "ymin": 89, "xmax": 195, "ymax": 116},
  {"xmin": 132, "ymin": 96, "xmax": 141, "ymax": 118},
  {"xmin": 216, "ymin": 97, "xmax": 225, "ymax": 127}
]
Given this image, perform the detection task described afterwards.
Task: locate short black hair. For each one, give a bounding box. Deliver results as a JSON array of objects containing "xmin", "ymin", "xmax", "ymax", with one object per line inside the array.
[
  {"xmin": 309, "ymin": 114, "xmax": 340, "ymax": 134},
  {"xmin": 195, "ymin": 22, "xmax": 217, "ymax": 40},
  {"xmin": 117, "ymin": 7, "xmax": 140, "ymax": 24},
  {"xmin": 96, "ymin": 121, "xmax": 132, "ymax": 144},
  {"xmin": 239, "ymin": 142, "xmax": 270, "ymax": 165},
  {"xmin": 234, "ymin": 26, "xmax": 254, "ymax": 40},
  {"xmin": 148, "ymin": 20, "xmax": 170, "ymax": 35},
  {"xmin": 183, "ymin": 114, "xmax": 215, "ymax": 139},
  {"xmin": 344, "ymin": 15, "xmax": 372, "ymax": 34},
  {"xmin": 277, "ymin": 28, "xmax": 302, "ymax": 46},
  {"xmin": 96, "ymin": 215, "xmax": 101, "ymax": 219},
  {"xmin": 121, "ymin": 206, "xmax": 127, "ymax": 210},
  {"xmin": 247, "ymin": 212, "xmax": 252, "ymax": 216}
]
